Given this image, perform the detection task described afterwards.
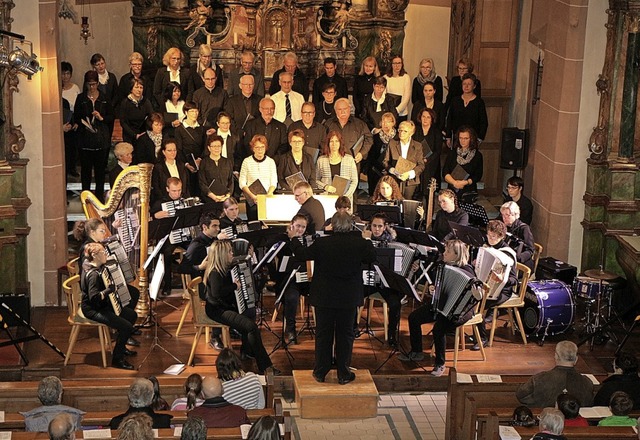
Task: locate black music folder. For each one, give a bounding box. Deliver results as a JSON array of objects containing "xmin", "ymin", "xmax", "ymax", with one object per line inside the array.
[
  {"xmin": 447, "ymin": 221, "xmax": 486, "ymax": 248},
  {"xmin": 147, "ymin": 205, "xmax": 204, "ymax": 242},
  {"xmin": 393, "ymin": 226, "xmax": 444, "ymax": 252},
  {"xmin": 357, "ymin": 204, "xmax": 402, "ymax": 225},
  {"xmin": 459, "ymin": 202, "xmax": 490, "ymax": 227}
]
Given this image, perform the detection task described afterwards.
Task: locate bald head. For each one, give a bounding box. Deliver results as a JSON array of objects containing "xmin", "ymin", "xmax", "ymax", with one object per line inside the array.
[
  {"xmin": 48, "ymin": 413, "xmax": 75, "ymax": 440},
  {"xmin": 201, "ymin": 376, "xmax": 223, "ymax": 399}
]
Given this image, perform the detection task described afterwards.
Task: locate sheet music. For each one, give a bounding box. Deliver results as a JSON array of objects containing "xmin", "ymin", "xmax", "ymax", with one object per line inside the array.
[
  {"xmin": 0, "ymin": 432, "xmax": 9, "ymax": 440},
  {"xmin": 498, "ymin": 425, "xmax": 521, "ymax": 440},
  {"xmin": 149, "ymin": 254, "xmax": 165, "ymax": 301},
  {"xmin": 144, "ymin": 235, "xmax": 170, "ymax": 270},
  {"xmin": 278, "ymin": 255, "xmax": 290, "ymax": 272},
  {"xmin": 579, "ymin": 406, "xmax": 611, "ymax": 418},
  {"xmin": 583, "ymin": 373, "xmax": 600, "ymax": 385},
  {"xmin": 82, "ymin": 429, "xmax": 112, "ymax": 438},
  {"xmin": 456, "ymin": 373, "xmax": 473, "ymax": 383},
  {"xmin": 173, "ymin": 427, "xmax": 183, "ymax": 437},
  {"xmin": 476, "ymin": 374, "xmax": 502, "ymax": 383}
]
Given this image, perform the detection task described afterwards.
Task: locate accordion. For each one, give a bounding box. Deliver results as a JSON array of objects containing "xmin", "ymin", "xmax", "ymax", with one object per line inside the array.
[
  {"xmin": 162, "ymin": 197, "xmax": 202, "ymax": 244},
  {"xmin": 103, "ymin": 235, "xmax": 136, "ymax": 283},
  {"xmin": 432, "ymin": 264, "xmax": 480, "ymax": 320},
  {"xmin": 100, "ymin": 262, "xmax": 132, "ymax": 316},
  {"xmin": 221, "ymin": 220, "xmax": 263, "ymax": 240},
  {"xmin": 230, "ymin": 260, "xmax": 257, "ymax": 314},
  {"xmin": 113, "ymin": 207, "xmax": 140, "ymax": 255},
  {"xmin": 475, "ymin": 246, "xmax": 516, "ymax": 300},
  {"xmin": 371, "ymin": 240, "xmax": 417, "ymax": 277}
]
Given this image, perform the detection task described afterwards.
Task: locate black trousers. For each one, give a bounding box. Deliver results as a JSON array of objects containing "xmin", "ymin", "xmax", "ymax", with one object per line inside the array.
[
  {"xmin": 82, "ymin": 305, "xmax": 137, "ymax": 361},
  {"xmin": 283, "ymin": 283, "xmax": 308, "ymax": 333},
  {"xmin": 206, "ymin": 305, "xmax": 272, "ymax": 372},
  {"xmin": 366, "ymin": 288, "xmax": 402, "ymax": 342},
  {"xmin": 314, "ymin": 305, "xmax": 356, "ymax": 381},
  {"xmin": 407, "ymin": 305, "xmax": 455, "ymax": 367},
  {"xmin": 80, "ymin": 148, "xmax": 108, "ymax": 202}
]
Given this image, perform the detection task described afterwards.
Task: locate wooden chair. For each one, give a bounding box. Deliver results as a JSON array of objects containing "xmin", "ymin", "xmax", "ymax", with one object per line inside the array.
[
  {"xmin": 365, "ymin": 292, "xmax": 389, "ymax": 341},
  {"xmin": 271, "ymin": 296, "xmax": 314, "ymax": 326},
  {"xmin": 488, "ymin": 263, "xmax": 532, "ymax": 347},
  {"xmin": 532, "ymin": 243, "xmax": 543, "ymax": 278},
  {"xmin": 62, "ymin": 275, "xmax": 112, "ymax": 368},
  {"xmin": 175, "ymin": 272, "xmax": 192, "ymax": 337},
  {"xmin": 453, "ymin": 292, "xmax": 488, "ymax": 368},
  {"xmin": 186, "ymin": 277, "xmax": 231, "ymax": 366},
  {"xmin": 67, "ymin": 257, "xmax": 79, "ymax": 276}
]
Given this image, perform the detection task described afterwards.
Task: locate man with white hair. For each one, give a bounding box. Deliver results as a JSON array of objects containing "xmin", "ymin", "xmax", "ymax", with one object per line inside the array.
[
  {"xmin": 109, "ymin": 378, "xmax": 173, "ymax": 429},
  {"xmin": 516, "ymin": 341, "xmax": 594, "ymax": 408},
  {"xmin": 21, "ymin": 376, "xmax": 84, "ymax": 432},
  {"xmin": 531, "ymin": 408, "xmax": 566, "ymax": 440},
  {"xmin": 500, "ymin": 201, "xmax": 535, "ymax": 270},
  {"xmin": 271, "ymin": 71, "xmax": 305, "ymax": 126},
  {"xmin": 268, "ymin": 51, "xmax": 308, "ymax": 98}
]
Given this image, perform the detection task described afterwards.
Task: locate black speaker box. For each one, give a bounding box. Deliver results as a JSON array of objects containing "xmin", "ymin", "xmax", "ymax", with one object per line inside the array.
[
  {"xmin": 500, "ymin": 127, "xmax": 529, "ymax": 169},
  {"xmin": 535, "ymin": 257, "xmax": 577, "ymax": 285},
  {"xmin": 0, "ymin": 293, "xmax": 31, "ymax": 326}
]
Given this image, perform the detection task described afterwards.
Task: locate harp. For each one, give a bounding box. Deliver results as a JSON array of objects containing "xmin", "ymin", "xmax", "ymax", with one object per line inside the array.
[{"xmin": 80, "ymin": 164, "xmax": 153, "ymax": 318}]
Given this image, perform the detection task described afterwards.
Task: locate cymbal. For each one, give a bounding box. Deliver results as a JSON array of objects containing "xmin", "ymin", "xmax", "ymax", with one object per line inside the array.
[{"xmin": 584, "ymin": 268, "xmax": 618, "ymax": 281}]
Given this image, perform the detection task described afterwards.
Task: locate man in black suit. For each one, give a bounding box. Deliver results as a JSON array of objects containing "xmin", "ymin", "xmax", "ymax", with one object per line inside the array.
[
  {"xmin": 268, "ymin": 52, "xmax": 308, "ymax": 98},
  {"xmin": 288, "ymin": 211, "xmax": 376, "ymax": 385},
  {"xmin": 192, "ymin": 68, "xmax": 228, "ymax": 128},
  {"xmin": 226, "ymin": 74, "xmax": 261, "ymax": 132},
  {"xmin": 241, "ymin": 98, "xmax": 288, "ymax": 158},
  {"xmin": 293, "ymin": 181, "xmax": 325, "ymax": 234}
]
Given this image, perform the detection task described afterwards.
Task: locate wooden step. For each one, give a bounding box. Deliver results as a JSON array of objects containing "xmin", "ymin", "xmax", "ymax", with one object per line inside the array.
[{"xmin": 293, "ymin": 369, "xmax": 379, "ymax": 419}]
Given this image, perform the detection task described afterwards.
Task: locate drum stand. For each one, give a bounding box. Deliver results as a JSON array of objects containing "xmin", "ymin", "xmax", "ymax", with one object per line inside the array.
[
  {"xmin": 577, "ymin": 268, "xmax": 620, "ymax": 350},
  {"xmin": 138, "ymin": 297, "xmax": 182, "ymax": 369}
]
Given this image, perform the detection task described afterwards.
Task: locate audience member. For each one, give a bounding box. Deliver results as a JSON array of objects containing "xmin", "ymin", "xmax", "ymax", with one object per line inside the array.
[
  {"xmin": 186, "ymin": 44, "xmax": 224, "ymax": 101},
  {"xmin": 48, "ymin": 413, "xmax": 76, "ymax": 440},
  {"xmin": 516, "ymin": 341, "xmax": 594, "ymax": 408},
  {"xmin": 312, "ymin": 57, "xmax": 348, "ymax": 104},
  {"xmin": 242, "ymin": 98, "xmax": 288, "ymax": 158},
  {"xmin": 188, "ymin": 376, "xmax": 249, "ymax": 428},
  {"xmin": 21, "ymin": 376, "xmax": 84, "ymax": 432},
  {"xmin": 268, "ymin": 52, "xmax": 308, "ymax": 98},
  {"xmin": 594, "ymin": 351, "xmax": 640, "ymax": 409},
  {"xmin": 228, "ymin": 51, "xmax": 265, "ymax": 98},
  {"xmin": 116, "ymin": 413, "xmax": 154, "ymax": 440},
  {"xmin": 288, "ymin": 102, "xmax": 327, "ymax": 152},
  {"xmin": 384, "ymin": 55, "xmax": 411, "ymax": 122},
  {"xmin": 556, "ymin": 393, "xmax": 589, "ymax": 427},
  {"xmin": 180, "ymin": 416, "xmax": 207, "ymax": 440},
  {"xmin": 110, "ymin": 378, "xmax": 172, "ymax": 429},
  {"xmin": 531, "ymin": 408, "xmax": 566, "ymax": 440},
  {"xmin": 598, "ymin": 391, "xmax": 637, "ymax": 426},
  {"xmin": 247, "ymin": 415, "xmax": 281, "ymax": 440},
  {"xmin": 216, "ymin": 348, "xmax": 266, "ymax": 409},
  {"xmin": 171, "ymin": 373, "xmax": 205, "ymax": 411},
  {"xmin": 505, "ymin": 176, "xmax": 534, "ymax": 225},
  {"xmin": 149, "ymin": 376, "xmax": 170, "ymax": 411},
  {"xmin": 511, "ymin": 406, "xmax": 536, "ymax": 427},
  {"xmin": 271, "ymin": 71, "xmax": 305, "ymax": 126}
]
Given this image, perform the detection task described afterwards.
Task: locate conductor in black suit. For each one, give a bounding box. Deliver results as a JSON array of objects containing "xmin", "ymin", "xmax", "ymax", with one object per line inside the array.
[{"xmin": 288, "ymin": 211, "xmax": 376, "ymax": 385}]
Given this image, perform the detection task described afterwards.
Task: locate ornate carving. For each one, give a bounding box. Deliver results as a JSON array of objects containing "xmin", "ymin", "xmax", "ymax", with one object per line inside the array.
[
  {"xmin": 316, "ymin": 7, "xmax": 358, "ymax": 49},
  {"xmin": 378, "ymin": 30, "xmax": 392, "ymax": 65},
  {"xmin": 147, "ymin": 26, "xmax": 158, "ymax": 61},
  {"xmin": 185, "ymin": 5, "xmax": 231, "ymax": 47},
  {"xmin": 588, "ymin": 125, "xmax": 607, "ymax": 161},
  {"xmin": 57, "ymin": 0, "xmax": 78, "ymax": 24}
]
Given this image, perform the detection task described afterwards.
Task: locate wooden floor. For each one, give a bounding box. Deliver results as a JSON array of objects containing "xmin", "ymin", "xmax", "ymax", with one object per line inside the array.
[{"xmin": 3, "ymin": 291, "xmax": 639, "ymax": 382}]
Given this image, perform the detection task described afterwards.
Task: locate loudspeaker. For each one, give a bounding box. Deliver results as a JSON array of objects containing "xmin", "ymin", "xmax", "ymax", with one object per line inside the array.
[
  {"xmin": 0, "ymin": 293, "xmax": 30, "ymax": 326},
  {"xmin": 500, "ymin": 127, "xmax": 529, "ymax": 169}
]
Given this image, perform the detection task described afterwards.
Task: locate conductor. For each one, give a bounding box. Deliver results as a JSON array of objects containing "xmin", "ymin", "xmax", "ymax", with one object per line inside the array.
[{"xmin": 288, "ymin": 211, "xmax": 376, "ymax": 384}]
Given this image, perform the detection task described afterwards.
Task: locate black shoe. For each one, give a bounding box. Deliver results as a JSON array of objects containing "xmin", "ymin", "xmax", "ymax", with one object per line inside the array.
[
  {"xmin": 161, "ymin": 289, "xmax": 171, "ymax": 296},
  {"xmin": 338, "ymin": 372, "xmax": 356, "ymax": 385},
  {"xmin": 123, "ymin": 348, "xmax": 137, "ymax": 356},
  {"xmin": 230, "ymin": 329, "xmax": 242, "ymax": 340},
  {"xmin": 312, "ymin": 373, "xmax": 325, "ymax": 383},
  {"xmin": 354, "ymin": 329, "xmax": 362, "ymax": 339},
  {"xmin": 471, "ymin": 339, "xmax": 488, "ymax": 351},
  {"xmin": 387, "ymin": 339, "xmax": 398, "ymax": 348},
  {"xmin": 126, "ymin": 337, "xmax": 141, "ymax": 347},
  {"xmin": 286, "ymin": 331, "xmax": 298, "ymax": 345},
  {"xmin": 131, "ymin": 328, "xmax": 142, "ymax": 336},
  {"xmin": 241, "ymin": 351, "xmax": 255, "ymax": 361},
  {"xmin": 112, "ymin": 358, "xmax": 135, "ymax": 370},
  {"xmin": 209, "ymin": 337, "xmax": 224, "ymax": 351}
]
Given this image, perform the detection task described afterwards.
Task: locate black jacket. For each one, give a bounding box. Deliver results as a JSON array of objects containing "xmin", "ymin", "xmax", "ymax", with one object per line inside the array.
[{"xmin": 110, "ymin": 406, "xmax": 172, "ymax": 429}]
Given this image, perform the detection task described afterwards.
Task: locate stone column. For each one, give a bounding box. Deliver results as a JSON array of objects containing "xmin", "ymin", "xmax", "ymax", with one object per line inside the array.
[{"xmin": 618, "ymin": 16, "xmax": 640, "ymax": 160}]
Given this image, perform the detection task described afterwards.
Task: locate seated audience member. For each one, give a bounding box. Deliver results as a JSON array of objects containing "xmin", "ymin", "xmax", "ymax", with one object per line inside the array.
[
  {"xmin": 313, "ymin": 57, "xmax": 348, "ymax": 104},
  {"xmin": 500, "ymin": 201, "xmax": 535, "ymax": 270},
  {"xmin": 149, "ymin": 376, "xmax": 169, "ymax": 411},
  {"xmin": 110, "ymin": 378, "xmax": 173, "ymax": 429},
  {"xmin": 116, "ymin": 413, "xmax": 154, "ymax": 440},
  {"xmin": 598, "ymin": 391, "xmax": 637, "ymax": 426},
  {"xmin": 180, "ymin": 416, "xmax": 207, "ymax": 440},
  {"xmin": 20, "ymin": 376, "xmax": 84, "ymax": 432},
  {"xmin": 171, "ymin": 373, "xmax": 205, "ymax": 411},
  {"xmin": 516, "ymin": 341, "xmax": 594, "ymax": 408},
  {"xmin": 271, "ymin": 71, "xmax": 305, "ymax": 126},
  {"xmin": 47, "ymin": 413, "xmax": 76, "ymax": 440},
  {"xmin": 531, "ymin": 408, "xmax": 566, "ymax": 440},
  {"xmin": 228, "ymin": 51, "xmax": 265, "ymax": 98},
  {"xmin": 188, "ymin": 376, "xmax": 249, "ymax": 428},
  {"xmin": 505, "ymin": 176, "xmax": 534, "ymax": 225},
  {"xmin": 293, "ymin": 181, "xmax": 325, "ymax": 234},
  {"xmin": 594, "ymin": 351, "xmax": 640, "ymax": 409},
  {"xmin": 511, "ymin": 406, "xmax": 536, "ymax": 427},
  {"xmin": 288, "ymin": 102, "xmax": 327, "ymax": 153},
  {"xmin": 247, "ymin": 415, "xmax": 281, "ymax": 440},
  {"xmin": 109, "ymin": 142, "xmax": 134, "ymax": 188},
  {"xmin": 216, "ymin": 348, "xmax": 266, "ymax": 409},
  {"xmin": 556, "ymin": 393, "xmax": 589, "ymax": 427},
  {"xmin": 268, "ymin": 51, "xmax": 308, "ymax": 98},
  {"xmin": 432, "ymin": 189, "xmax": 469, "ymax": 242}
]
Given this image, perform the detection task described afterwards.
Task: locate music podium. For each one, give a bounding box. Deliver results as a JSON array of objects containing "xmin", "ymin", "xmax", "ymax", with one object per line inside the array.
[{"xmin": 293, "ymin": 370, "xmax": 379, "ymax": 419}]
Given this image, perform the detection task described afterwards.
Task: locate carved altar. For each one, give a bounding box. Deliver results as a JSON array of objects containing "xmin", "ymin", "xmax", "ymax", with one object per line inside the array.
[{"xmin": 130, "ymin": 0, "xmax": 407, "ymax": 91}]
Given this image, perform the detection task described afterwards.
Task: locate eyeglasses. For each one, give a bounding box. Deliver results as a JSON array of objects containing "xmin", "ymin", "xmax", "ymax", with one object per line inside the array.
[{"xmin": 301, "ymin": 111, "xmax": 315, "ymax": 115}]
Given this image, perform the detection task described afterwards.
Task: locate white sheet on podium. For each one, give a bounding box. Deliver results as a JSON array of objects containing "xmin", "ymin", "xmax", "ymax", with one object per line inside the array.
[{"xmin": 257, "ymin": 194, "xmax": 338, "ymax": 224}]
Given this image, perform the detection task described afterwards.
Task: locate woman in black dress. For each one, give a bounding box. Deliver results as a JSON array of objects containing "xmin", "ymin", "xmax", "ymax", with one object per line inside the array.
[
  {"xmin": 199, "ymin": 134, "xmax": 234, "ymax": 207},
  {"xmin": 445, "ymin": 73, "xmax": 488, "ymax": 143},
  {"xmin": 133, "ymin": 112, "xmax": 164, "ymax": 165},
  {"xmin": 413, "ymin": 108, "xmax": 443, "ymax": 191},
  {"xmin": 411, "ymin": 81, "xmax": 445, "ymax": 135},
  {"xmin": 276, "ymin": 129, "xmax": 316, "ymax": 192},
  {"xmin": 442, "ymin": 126, "xmax": 483, "ymax": 203},
  {"xmin": 151, "ymin": 138, "xmax": 190, "ymax": 205},
  {"xmin": 176, "ymin": 101, "xmax": 210, "ymax": 197},
  {"xmin": 411, "ymin": 58, "xmax": 444, "ymax": 105},
  {"xmin": 353, "ymin": 56, "xmax": 380, "ymax": 120},
  {"xmin": 119, "ymin": 76, "xmax": 154, "ymax": 144}
]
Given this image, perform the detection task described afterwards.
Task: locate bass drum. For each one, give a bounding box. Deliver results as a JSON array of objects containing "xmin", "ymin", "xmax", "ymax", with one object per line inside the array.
[{"xmin": 522, "ymin": 280, "xmax": 575, "ymax": 336}]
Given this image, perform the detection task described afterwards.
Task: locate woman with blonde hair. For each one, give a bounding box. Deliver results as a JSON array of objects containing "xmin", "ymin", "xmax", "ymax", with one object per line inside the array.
[
  {"xmin": 353, "ymin": 56, "xmax": 380, "ymax": 118},
  {"xmin": 411, "ymin": 58, "xmax": 443, "ymax": 104},
  {"xmin": 153, "ymin": 47, "xmax": 187, "ymax": 109}
]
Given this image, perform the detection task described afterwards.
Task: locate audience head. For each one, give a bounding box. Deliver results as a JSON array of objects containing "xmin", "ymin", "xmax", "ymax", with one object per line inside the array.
[
  {"xmin": 116, "ymin": 413, "xmax": 153, "ymax": 440},
  {"xmin": 418, "ymin": 107, "xmax": 437, "ymax": 127},
  {"xmin": 38, "ymin": 376, "xmax": 64, "ymax": 405},
  {"xmin": 148, "ymin": 375, "xmax": 165, "ymax": 410},
  {"xmin": 455, "ymin": 126, "xmax": 479, "ymax": 151},
  {"xmin": 387, "ymin": 55, "xmax": 406, "ymax": 76},
  {"xmin": 163, "ymin": 81, "xmax": 182, "ymax": 103},
  {"xmin": 331, "ymin": 211, "xmax": 353, "ymax": 233},
  {"xmin": 538, "ymin": 407, "xmax": 564, "ymax": 435},
  {"xmin": 201, "ymin": 376, "xmax": 224, "ymax": 399},
  {"xmin": 609, "ymin": 391, "xmax": 634, "ymax": 416},
  {"xmin": 181, "ymin": 416, "xmax": 207, "ymax": 440},
  {"xmin": 259, "ymin": 98, "xmax": 276, "ymax": 123},
  {"xmin": 240, "ymin": 51, "xmax": 256, "ymax": 74},
  {"xmin": 114, "ymin": 142, "xmax": 134, "ymax": 165},
  {"xmin": 293, "ymin": 181, "xmax": 313, "ymax": 205},
  {"xmin": 216, "ymin": 347, "xmax": 245, "ymax": 380},
  {"xmin": 48, "ymin": 413, "xmax": 75, "ymax": 440},
  {"xmin": 222, "ymin": 197, "xmax": 239, "ymax": 220},
  {"xmin": 247, "ymin": 415, "xmax": 281, "ymax": 440},
  {"xmin": 323, "ymin": 130, "xmax": 345, "ymax": 157},
  {"xmin": 613, "ymin": 351, "xmax": 639, "ymax": 374},
  {"xmin": 554, "ymin": 340, "xmax": 578, "ymax": 366},
  {"xmin": 372, "ymin": 175, "xmax": 402, "ymax": 203},
  {"xmin": 360, "ymin": 56, "xmax": 380, "ymax": 77},
  {"xmin": 163, "ymin": 47, "xmax": 183, "ymax": 69},
  {"xmin": 438, "ymin": 189, "xmax": 458, "ymax": 214},
  {"xmin": 282, "ymin": 52, "xmax": 298, "ymax": 73},
  {"xmin": 128, "ymin": 378, "xmax": 154, "ymax": 408},
  {"xmin": 443, "ymin": 239, "xmax": 470, "ymax": 267},
  {"xmin": 511, "ymin": 406, "xmax": 536, "ymax": 427},
  {"xmin": 500, "ymin": 201, "xmax": 521, "ymax": 226},
  {"xmin": 205, "ymin": 240, "xmax": 233, "ymax": 278},
  {"xmin": 486, "ymin": 220, "xmax": 507, "ymax": 246},
  {"xmin": 278, "ymin": 71, "xmax": 293, "ymax": 93},
  {"xmin": 334, "ymin": 98, "xmax": 351, "ymax": 125},
  {"xmin": 335, "ymin": 196, "xmax": 351, "ymax": 212},
  {"xmin": 183, "ymin": 373, "xmax": 204, "ymax": 411},
  {"xmin": 556, "ymin": 393, "xmax": 581, "ymax": 420},
  {"xmin": 250, "ymin": 134, "xmax": 268, "ymax": 160}
]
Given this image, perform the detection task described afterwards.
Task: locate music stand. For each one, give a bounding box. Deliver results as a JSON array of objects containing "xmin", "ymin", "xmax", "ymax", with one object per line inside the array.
[
  {"xmin": 459, "ymin": 202, "xmax": 490, "ymax": 227},
  {"xmin": 357, "ymin": 204, "xmax": 402, "ymax": 225},
  {"xmin": 269, "ymin": 268, "xmax": 297, "ymax": 368},
  {"xmin": 448, "ymin": 221, "xmax": 486, "ymax": 248}
]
